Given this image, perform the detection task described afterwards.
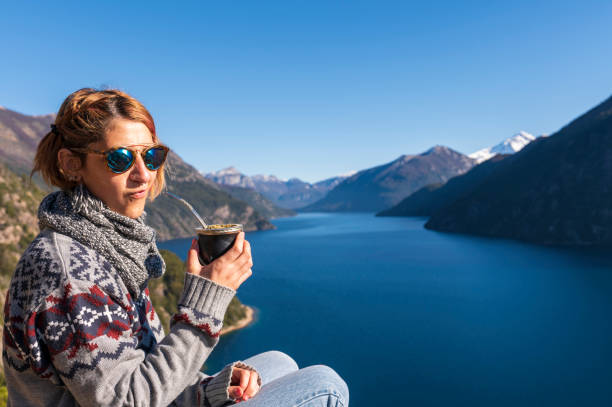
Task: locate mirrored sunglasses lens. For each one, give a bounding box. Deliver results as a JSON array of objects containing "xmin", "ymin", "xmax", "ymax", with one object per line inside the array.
[
  {"xmin": 144, "ymin": 147, "xmax": 167, "ymax": 170},
  {"xmin": 107, "ymin": 149, "xmax": 134, "ymax": 173}
]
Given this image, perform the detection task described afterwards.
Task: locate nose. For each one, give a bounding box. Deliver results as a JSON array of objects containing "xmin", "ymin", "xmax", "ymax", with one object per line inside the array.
[{"xmin": 128, "ymin": 153, "xmax": 152, "ymax": 184}]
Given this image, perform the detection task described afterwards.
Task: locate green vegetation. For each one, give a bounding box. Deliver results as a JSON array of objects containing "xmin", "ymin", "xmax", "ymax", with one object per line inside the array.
[
  {"xmin": 150, "ymin": 250, "xmax": 249, "ymax": 333},
  {"xmin": 0, "ymin": 354, "xmax": 5, "ymax": 407},
  {"xmin": 0, "ymin": 164, "xmax": 47, "ymax": 406},
  {"xmin": 0, "ymin": 164, "xmax": 46, "ymax": 276}
]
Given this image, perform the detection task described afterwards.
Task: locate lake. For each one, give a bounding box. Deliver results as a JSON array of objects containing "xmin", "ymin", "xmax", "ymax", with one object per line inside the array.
[{"xmin": 159, "ymin": 213, "xmax": 612, "ymax": 406}]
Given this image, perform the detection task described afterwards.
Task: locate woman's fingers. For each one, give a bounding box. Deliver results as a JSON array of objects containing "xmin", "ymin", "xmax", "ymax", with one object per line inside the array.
[
  {"xmin": 230, "ymin": 367, "xmax": 253, "ymax": 399},
  {"xmin": 236, "ymin": 241, "xmax": 253, "ymax": 268},
  {"xmin": 185, "ymin": 239, "xmax": 202, "ymax": 275},
  {"xmin": 218, "ymin": 232, "xmax": 244, "ymax": 263},
  {"xmin": 235, "ymin": 240, "xmax": 253, "ymax": 286},
  {"xmin": 237, "ymin": 268, "xmax": 253, "ymax": 286},
  {"xmin": 227, "ymin": 232, "xmax": 245, "ymax": 260},
  {"xmin": 244, "ymin": 370, "xmax": 259, "ymax": 398},
  {"xmin": 232, "ymin": 367, "xmax": 250, "ymax": 396},
  {"xmin": 238, "ymin": 240, "xmax": 251, "ymax": 261},
  {"xmin": 227, "ymin": 385, "xmax": 244, "ymax": 400},
  {"xmin": 229, "ymin": 368, "xmax": 259, "ymax": 401},
  {"xmin": 205, "ymin": 233, "xmax": 253, "ymax": 290}
]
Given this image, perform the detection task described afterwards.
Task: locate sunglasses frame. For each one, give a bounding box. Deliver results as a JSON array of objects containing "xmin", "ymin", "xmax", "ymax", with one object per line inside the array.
[{"xmin": 72, "ymin": 144, "xmax": 170, "ymax": 174}]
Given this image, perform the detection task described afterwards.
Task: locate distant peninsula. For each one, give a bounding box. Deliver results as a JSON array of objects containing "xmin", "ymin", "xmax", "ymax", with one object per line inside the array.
[{"xmin": 220, "ymin": 305, "xmax": 255, "ymax": 335}]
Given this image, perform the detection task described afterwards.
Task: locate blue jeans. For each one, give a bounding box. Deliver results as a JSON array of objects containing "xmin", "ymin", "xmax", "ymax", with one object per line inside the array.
[{"xmin": 225, "ymin": 350, "xmax": 349, "ymax": 406}]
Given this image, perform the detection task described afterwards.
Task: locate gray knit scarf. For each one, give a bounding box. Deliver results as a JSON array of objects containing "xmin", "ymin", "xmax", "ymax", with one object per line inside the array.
[{"xmin": 38, "ymin": 185, "xmax": 165, "ymax": 298}]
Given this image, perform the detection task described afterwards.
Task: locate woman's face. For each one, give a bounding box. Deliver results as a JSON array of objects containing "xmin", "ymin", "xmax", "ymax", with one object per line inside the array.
[{"xmin": 78, "ymin": 119, "xmax": 158, "ymax": 219}]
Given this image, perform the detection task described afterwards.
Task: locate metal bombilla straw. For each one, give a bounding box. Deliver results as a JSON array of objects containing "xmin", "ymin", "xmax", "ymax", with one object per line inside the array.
[{"xmin": 166, "ymin": 192, "xmax": 209, "ymax": 230}]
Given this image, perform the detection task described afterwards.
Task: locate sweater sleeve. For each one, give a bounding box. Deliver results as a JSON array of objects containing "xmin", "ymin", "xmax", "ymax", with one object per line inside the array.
[
  {"xmin": 173, "ymin": 360, "xmax": 262, "ymax": 406},
  {"xmin": 32, "ymin": 271, "xmax": 235, "ymax": 407}
]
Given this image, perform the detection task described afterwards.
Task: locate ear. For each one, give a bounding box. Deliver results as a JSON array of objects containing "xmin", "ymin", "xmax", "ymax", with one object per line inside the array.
[{"xmin": 57, "ymin": 148, "xmax": 83, "ymax": 181}]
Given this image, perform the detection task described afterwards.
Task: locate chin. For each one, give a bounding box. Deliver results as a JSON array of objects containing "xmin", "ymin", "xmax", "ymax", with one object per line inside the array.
[
  {"xmin": 119, "ymin": 203, "xmax": 146, "ymax": 219},
  {"xmin": 128, "ymin": 207, "xmax": 146, "ymax": 219},
  {"xmin": 120, "ymin": 195, "xmax": 148, "ymax": 219}
]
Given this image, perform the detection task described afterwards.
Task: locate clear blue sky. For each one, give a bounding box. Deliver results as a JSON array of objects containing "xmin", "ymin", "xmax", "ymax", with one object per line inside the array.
[{"xmin": 2, "ymin": 1, "xmax": 612, "ymax": 182}]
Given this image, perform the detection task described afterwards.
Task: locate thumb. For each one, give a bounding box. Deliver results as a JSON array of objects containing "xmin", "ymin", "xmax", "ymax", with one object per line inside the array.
[
  {"xmin": 228, "ymin": 386, "xmax": 243, "ymax": 399},
  {"xmin": 186, "ymin": 239, "xmax": 202, "ymax": 274}
]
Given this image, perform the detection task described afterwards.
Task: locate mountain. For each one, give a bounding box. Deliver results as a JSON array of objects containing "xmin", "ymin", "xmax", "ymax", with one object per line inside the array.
[
  {"xmin": 301, "ymin": 146, "xmax": 476, "ymax": 212},
  {"xmin": 0, "ymin": 106, "xmax": 274, "ymax": 241},
  {"xmin": 253, "ymin": 176, "xmax": 308, "ymax": 207},
  {"xmin": 377, "ymin": 154, "xmax": 509, "ymax": 217},
  {"xmin": 206, "ymin": 167, "xmax": 353, "ymax": 209},
  {"xmin": 313, "ymin": 171, "xmax": 357, "ymax": 190},
  {"xmin": 380, "ymin": 132, "xmax": 538, "ymax": 217},
  {"xmin": 274, "ymin": 173, "xmax": 357, "ymax": 209},
  {"xmin": 206, "ymin": 166, "xmax": 257, "ymax": 189},
  {"xmin": 145, "ymin": 152, "xmax": 274, "ymax": 240},
  {"xmin": 217, "ymin": 184, "xmax": 296, "ymax": 219},
  {"xmin": 0, "ymin": 106, "xmax": 55, "ymax": 177},
  {"xmin": 469, "ymin": 131, "xmax": 536, "ymax": 164},
  {"xmin": 425, "ymin": 94, "xmax": 612, "ymax": 246}
]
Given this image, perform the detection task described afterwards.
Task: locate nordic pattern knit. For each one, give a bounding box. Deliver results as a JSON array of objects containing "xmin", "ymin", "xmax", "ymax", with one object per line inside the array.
[
  {"xmin": 3, "ymin": 228, "xmax": 259, "ymax": 406},
  {"xmin": 38, "ymin": 185, "xmax": 165, "ymax": 299}
]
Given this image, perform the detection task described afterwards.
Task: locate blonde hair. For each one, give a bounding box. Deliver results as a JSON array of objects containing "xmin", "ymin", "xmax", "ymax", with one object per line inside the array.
[{"xmin": 32, "ymin": 88, "xmax": 166, "ymax": 199}]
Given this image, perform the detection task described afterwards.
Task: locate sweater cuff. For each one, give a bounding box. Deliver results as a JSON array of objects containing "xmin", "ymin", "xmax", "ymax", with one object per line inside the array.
[
  {"xmin": 205, "ymin": 361, "xmax": 262, "ymax": 407},
  {"xmin": 172, "ymin": 273, "xmax": 235, "ymax": 337},
  {"xmin": 179, "ymin": 273, "xmax": 235, "ymax": 321}
]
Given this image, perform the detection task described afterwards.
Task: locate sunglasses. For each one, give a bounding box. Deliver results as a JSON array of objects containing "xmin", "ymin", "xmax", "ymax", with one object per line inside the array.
[{"xmin": 73, "ymin": 144, "xmax": 169, "ymax": 174}]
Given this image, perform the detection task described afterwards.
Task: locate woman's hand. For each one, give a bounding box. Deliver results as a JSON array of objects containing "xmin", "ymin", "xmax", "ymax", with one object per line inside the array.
[
  {"xmin": 186, "ymin": 232, "xmax": 253, "ymax": 291},
  {"xmin": 228, "ymin": 367, "xmax": 260, "ymax": 402}
]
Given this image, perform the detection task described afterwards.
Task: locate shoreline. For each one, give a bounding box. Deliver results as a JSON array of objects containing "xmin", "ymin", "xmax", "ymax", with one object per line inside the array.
[{"xmin": 220, "ymin": 305, "xmax": 255, "ymax": 335}]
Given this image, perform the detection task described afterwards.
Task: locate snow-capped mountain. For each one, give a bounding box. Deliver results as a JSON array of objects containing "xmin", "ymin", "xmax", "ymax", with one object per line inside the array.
[
  {"xmin": 206, "ymin": 167, "xmax": 257, "ymax": 189},
  {"xmin": 469, "ymin": 131, "xmax": 536, "ymax": 164},
  {"xmin": 205, "ymin": 167, "xmax": 354, "ymax": 209},
  {"xmin": 251, "ymin": 174, "xmax": 286, "ymax": 183}
]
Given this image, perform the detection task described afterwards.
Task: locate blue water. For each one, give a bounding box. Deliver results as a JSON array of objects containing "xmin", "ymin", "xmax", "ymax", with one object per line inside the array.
[{"xmin": 159, "ymin": 213, "xmax": 612, "ymax": 406}]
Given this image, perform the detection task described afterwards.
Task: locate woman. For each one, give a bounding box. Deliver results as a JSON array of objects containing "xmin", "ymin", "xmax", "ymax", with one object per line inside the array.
[{"xmin": 3, "ymin": 88, "xmax": 349, "ymax": 406}]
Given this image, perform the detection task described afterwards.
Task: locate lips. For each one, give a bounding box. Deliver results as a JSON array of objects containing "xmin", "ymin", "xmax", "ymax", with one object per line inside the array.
[{"xmin": 129, "ymin": 189, "xmax": 148, "ymax": 199}]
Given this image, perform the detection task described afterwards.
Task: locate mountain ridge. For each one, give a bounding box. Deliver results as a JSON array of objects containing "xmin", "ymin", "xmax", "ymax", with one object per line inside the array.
[
  {"xmin": 205, "ymin": 167, "xmax": 353, "ymax": 209},
  {"xmin": 425, "ymin": 94, "xmax": 612, "ymax": 246},
  {"xmin": 0, "ymin": 107, "xmax": 55, "ymax": 174},
  {"xmin": 469, "ymin": 131, "xmax": 536, "ymax": 164},
  {"xmin": 301, "ymin": 146, "xmax": 476, "ymax": 212},
  {"xmin": 377, "ymin": 154, "xmax": 510, "ymax": 217}
]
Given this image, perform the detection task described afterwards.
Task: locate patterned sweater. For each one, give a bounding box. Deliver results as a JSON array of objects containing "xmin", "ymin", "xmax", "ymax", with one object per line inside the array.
[{"xmin": 3, "ymin": 228, "xmax": 256, "ymax": 406}]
